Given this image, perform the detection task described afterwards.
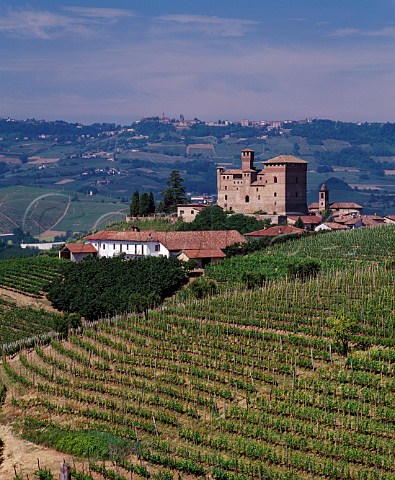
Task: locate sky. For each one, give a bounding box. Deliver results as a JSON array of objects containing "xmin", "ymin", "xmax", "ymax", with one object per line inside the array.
[{"xmin": 0, "ymin": 0, "xmax": 394, "ymax": 124}]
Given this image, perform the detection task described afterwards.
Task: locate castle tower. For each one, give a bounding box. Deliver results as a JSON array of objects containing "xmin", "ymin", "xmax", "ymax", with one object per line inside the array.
[
  {"xmin": 262, "ymin": 156, "xmax": 308, "ymax": 215},
  {"xmin": 241, "ymin": 148, "xmax": 255, "ymax": 171},
  {"xmin": 319, "ymin": 183, "xmax": 329, "ymax": 211}
]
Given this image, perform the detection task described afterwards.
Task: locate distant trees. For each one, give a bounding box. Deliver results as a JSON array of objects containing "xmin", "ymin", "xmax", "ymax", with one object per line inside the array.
[
  {"xmin": 177, "ymin": 205, "xmax": 271, "ymax": 234},
  {"xmin": 130, "ymin": 191, "xmax": 156, "ymax": 217}
]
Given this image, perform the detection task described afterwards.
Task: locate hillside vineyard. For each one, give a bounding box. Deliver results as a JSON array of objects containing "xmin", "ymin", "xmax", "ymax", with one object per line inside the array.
[{"xmin": 2, "ymin": 226, "xmax": 395, "ymax": 479}]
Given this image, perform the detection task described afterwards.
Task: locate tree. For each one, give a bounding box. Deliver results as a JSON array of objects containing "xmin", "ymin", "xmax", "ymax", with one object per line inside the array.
[
  {"xmin": 138, "ymin": 192, "xmax": 150, "ymax": 216},
  {"xmin": 294, "ymin": 217, "xmax": 305, "ymax": 229},
  {"xmin": 130, "ymin": 191, "xmax": 139, "ymax": 216},
  {"xmin": 148, "ymin": 192, "xmax": 156, "ymax": 214},
  {"xmin": 160, "ymin": 170, "xmax": 187, "ymax": 213},
  {"xmin": 329, "ymin": 315, "xmax": 359, "ymax": 356}
]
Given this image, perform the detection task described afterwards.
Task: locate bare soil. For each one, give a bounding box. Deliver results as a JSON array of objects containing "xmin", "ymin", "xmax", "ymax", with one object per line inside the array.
[{"xmin": 0, "ymin": 288, "xmax": 58, "ymax": 313}]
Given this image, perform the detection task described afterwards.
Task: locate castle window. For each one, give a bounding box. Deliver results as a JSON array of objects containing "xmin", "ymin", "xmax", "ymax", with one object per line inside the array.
[
  {"xmin": 256, "ymin": 188, "xmax": 258, "ymax": 192},
  {"xmin": 296, "ymin": 177, "xmax": 298, "ymax": 183},
  {"xmin": 274, "ymin": 176, "xmax": 278, "ymax": 183},
  {"xmin": 274, "ymin": 192, "xmax": 277, "ymax": 197},
  {"xmin": 295, "ymin": 192, "xmax": 298, "ymax": 197},
  {"xmin": 180, "ymin": 210, "xmax": 184, "ymax": 214},
  {"xmin": 225, "ymin": 195, "xmax": 227, "ymax": 200},
  {"xmin": 245, "ymin": 195, "xmax": 249, "ymax": 203},
  {"xmin": 191, "ymin": 210, "xmax": 194, "ymax": 214},
  {"xmin": 258, "ymin": 195, "xmax": 261, "ymax": 200},
  {"xmin": 225, "ymin": 185, "xmax": 227, "ymax": 190}
]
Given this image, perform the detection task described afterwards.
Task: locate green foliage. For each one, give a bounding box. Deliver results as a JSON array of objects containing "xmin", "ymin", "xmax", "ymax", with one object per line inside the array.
[
  {"xmin": 34, "ymin": 467, "xmax": 54, "ymax": 480},
  {"xmin": 178, "ymin": 205, "xmax": 270, "ymax": 234},
  {"xmin": 294, "ymin": 217, "xmax": 304, "ymax": 229},
  {"xmin": 0, "ymin": 299, "xmax": 65, "ymax": 350},
  {"xmin": 20, "ymin": 417, "xmax": 130, "ymax": 461},
  {"xmin": 138, "ymin": 192, "xmax": 150, "ymax": 216},
  {"xmin": 158, "ymin": 170, "xmax": 187, "ymax": 214},
  {"xmin": 241, "ymin": 271, "xmax": 268, "ymax": 289},
  {"xmin": 0, "ymin": 256, "xmax": 63, "ymax": 297},
  {"xmin": 329, "ymin": 315, "xmax": 360, "ymax": 356},
  {"xmin": 286, "ymin": 259, "xmax": 321, "ymax": 279},
  {"xmin": 47, "ymin": 256, "xmax": 186, "ymax": 320},
  {"xmin": 188, "ymin": 278, "xmax": 218, "ymax": 299},
  {"xmin": 130, "ymin": 190, "xmax": 139, "ymax": 216}
]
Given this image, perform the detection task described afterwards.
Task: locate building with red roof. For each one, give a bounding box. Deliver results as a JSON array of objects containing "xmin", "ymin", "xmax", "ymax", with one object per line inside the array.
[{"xmin": 62, "ymin": 229, "xmax": 246, "ymax": 266}]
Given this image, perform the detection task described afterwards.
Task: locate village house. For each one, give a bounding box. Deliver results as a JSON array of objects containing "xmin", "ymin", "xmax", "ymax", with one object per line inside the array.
[
  {"xmin": 308, "ymin": 184, "xmax": 363, "ymax": 216},
  {"xmin": 176, "ymin": 204, "xmax": 208, "ymax": 222},
  {"xmin": 59, "ymin": 229, "xmax": 246, "ymax": 268}
]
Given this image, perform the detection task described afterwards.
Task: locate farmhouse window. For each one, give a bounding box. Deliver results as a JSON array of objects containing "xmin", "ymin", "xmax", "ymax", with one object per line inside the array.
[{"xmin": 155, "ymin": 244, "xmax": 160, "ymax": 252}]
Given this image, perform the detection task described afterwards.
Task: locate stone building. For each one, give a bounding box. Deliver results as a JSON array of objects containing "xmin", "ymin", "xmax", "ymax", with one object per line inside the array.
[{"xmin": 217, "ymin": 149, "xmax": 308, "ymax": 215}]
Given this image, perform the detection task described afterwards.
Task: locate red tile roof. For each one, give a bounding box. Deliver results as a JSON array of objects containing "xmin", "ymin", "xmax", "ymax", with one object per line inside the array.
[
  {"xmin": 84, "ymin": 230, "xmax": 246, "ymax": 252},
  {"xmin": 263, "ymin": 155, "xmax": 308, "ymax": 165},
  {"xmin": 63, "ymin": 243, "xmax": 98, "ymax": 253},
  {"xmin": 330, "ymin": 202, "xmax": 363, "ymax": 209},
  {"xmin": 321, "ymin": 222, "xmax": 349, "ymax": 230},
  {"xmin": 288, "ymin": 215, "xmax": 321, "ymax": 224},
  {"xmin": 156, "ymin": 230, "xmax": 246, "ymax": 251},
  {"xmin": 245, "ymin": 226, "xmax": 305, "ymax": 237},
  {"xmin": 85, "ymin": 230, "xmax": 158, "ymax": 242},
  {"xmin": 180, "ymin": 249, "xmax": 226, "ymax": 259}
]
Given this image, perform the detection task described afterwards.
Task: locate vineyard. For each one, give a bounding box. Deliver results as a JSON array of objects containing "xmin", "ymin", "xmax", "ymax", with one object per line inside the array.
[
  {"xmin": 0, "ymin": 256, "xmax": 63, "ymax": 297},
  {"xmin": 2, "ymin": 224, "xmax": 395, "ymax": 479},
  {"xmin": 206, "ymin": 225, "xmax": 395, "ymax": 283}
]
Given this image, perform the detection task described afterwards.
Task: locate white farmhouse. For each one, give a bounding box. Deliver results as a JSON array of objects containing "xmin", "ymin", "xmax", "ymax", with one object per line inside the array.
[{"xmin": 59, "ymin": 229, "xmax": 246, "ymax": 268}]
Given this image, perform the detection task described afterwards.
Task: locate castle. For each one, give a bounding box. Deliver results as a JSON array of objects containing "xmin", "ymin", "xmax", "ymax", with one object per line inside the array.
[{"xmin": 217, "ymin": 149, "xmax": 308, "ymax": 215}]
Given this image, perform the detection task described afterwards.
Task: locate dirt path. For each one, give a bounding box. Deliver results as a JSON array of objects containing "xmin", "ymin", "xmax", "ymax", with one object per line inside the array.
[
  {"xmin": 0, "ymin": 288, "xmax": 58, "ymax": 313},
  {"xmin": 0, "ymin": 423, "xmax": 77, "ymax": 479}
]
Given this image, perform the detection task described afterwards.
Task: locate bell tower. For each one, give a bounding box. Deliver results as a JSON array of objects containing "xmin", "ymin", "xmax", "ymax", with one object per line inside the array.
[{"xmin": 319, "ymin": 183, "xmax": 329, "ymax": 211}]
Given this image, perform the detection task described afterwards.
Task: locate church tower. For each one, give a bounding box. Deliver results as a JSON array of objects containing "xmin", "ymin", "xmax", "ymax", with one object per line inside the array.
[{"xmin": 319, "ymin": 183, "xmax": 329, "ymax": 211}]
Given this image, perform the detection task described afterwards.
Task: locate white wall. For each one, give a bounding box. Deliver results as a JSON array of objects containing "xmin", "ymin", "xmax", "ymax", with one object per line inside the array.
[{"xmin": 86, "ymin": 240, "xmax": 169, "ymax": 259}]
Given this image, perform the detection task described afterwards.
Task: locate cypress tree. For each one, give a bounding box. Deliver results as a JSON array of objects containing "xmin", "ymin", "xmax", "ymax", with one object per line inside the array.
[
  {"xmin": 139, "ymin": 192, "xmax": 150, "ymax": 216},
  {"xmin": 130, "ymin": 190, "xmax": 140, "ymax": 216},
  {"xmin": 148, "ymin": 192, "xmax": 156, "ymax": 214}
]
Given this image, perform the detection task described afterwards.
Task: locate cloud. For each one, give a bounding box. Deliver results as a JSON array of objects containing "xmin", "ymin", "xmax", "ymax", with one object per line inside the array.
[
  {"xmin": 62, "ymin": 7, "xmax": 136, "ymax": 20},
  {"xmin": 0, "ymin": 6, "xmax": 136, "ymax": 40},
  {"xmin": 154, "ymin": 14, "xmax": 259, "ymax": 37},
  {"xmin": 330, "ymin": 26, "xmax": 395, "ymax": 38},
  {"xmin": 0, "ymin": 8, "xmax": 90, "ymax": 39}
]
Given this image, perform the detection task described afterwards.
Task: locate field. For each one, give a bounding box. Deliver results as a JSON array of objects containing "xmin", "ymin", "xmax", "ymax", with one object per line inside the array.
[
  {"xmin": 1, "ymin": 226, "xmax": 395, "ymax": 479},
  {"xmin": 0, "ymin": 186, "xmax": 129, "ymax": 237}
]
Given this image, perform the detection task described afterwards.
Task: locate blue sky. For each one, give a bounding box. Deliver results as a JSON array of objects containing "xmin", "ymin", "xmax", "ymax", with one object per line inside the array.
[{"xmin": 0, "ymin": 0, "xmax": 394, "ymax": 124}]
